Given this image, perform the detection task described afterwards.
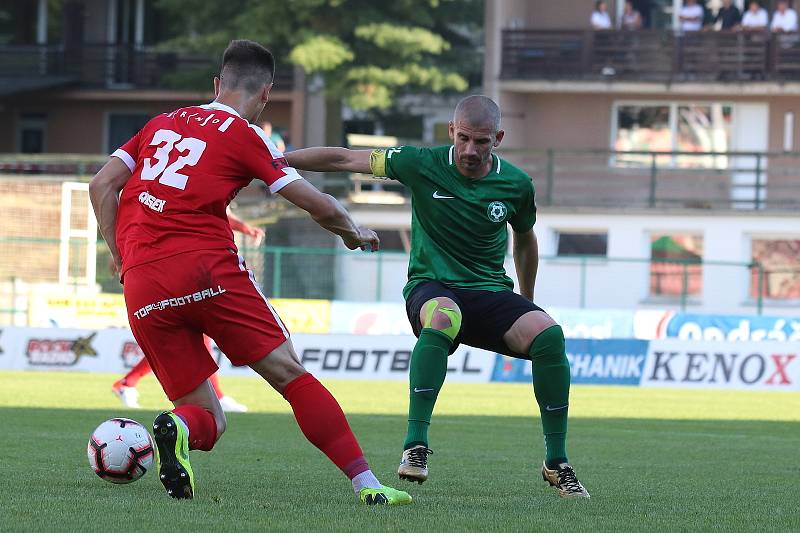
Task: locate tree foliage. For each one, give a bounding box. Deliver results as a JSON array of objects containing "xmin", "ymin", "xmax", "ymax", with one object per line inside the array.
[{"xmin": 155, "ymin": 0, "xmax": 482, "ymax": 110}]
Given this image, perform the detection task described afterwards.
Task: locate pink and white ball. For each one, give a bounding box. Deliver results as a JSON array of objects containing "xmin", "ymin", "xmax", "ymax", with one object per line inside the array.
[{"xmin": 87, "ymin": 418, "xmax": 155, "ymax": 484}]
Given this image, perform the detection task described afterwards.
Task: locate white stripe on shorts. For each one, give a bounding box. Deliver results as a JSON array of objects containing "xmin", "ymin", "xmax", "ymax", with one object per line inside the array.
[{"xmin": 239, "ymin": 254, "xmax": 289, "ymax": 339}]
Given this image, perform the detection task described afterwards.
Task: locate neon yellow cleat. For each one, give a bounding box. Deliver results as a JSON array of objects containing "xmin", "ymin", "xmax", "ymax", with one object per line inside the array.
[
  {"xmin": 359, "ymin": 485, "xmax": 413, "ymax": 506},
  {"xmin": 153, "ymin": 412, "xmax": 195, "ymax": 499}
]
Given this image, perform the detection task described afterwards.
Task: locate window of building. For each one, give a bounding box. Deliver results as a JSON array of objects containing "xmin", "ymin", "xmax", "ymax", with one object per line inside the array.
[
  {"xmin": 17, "ymin": 113, "xmax": 46, "ymax": 153},
  {"xmin": 107, "ymin": 113, "xmax": 150, "ymax": 153},
  {"xmin": 649, "ymin": 233, "xmax": 703, "ymax": 297},
  {"xmin": 634, "ymin": 0, "xmax": 676, "ymax": 29},
  {"xmin": 613, "ymin": 102, "xmax": 733, "ymax": 168},
  {"xmin": 344, "ymin": 120, "xmax": 375, "ymax": 136},
  {"xmin": 382, "ymin": 114, "xmax": 423, "ymax": 140},
  {"xmin": 750, "ymin": 238, "xmax": 800, "ymax": 300},
  {"xmin": 556, "ymin": 232, "xmax": 608, "ymax": 257}
]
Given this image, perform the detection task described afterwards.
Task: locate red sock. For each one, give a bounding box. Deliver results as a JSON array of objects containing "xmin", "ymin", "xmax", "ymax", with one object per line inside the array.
[
  {"xmin": 283, "ymin": 373, "xmax": 370, "ymax": 479},
  {"xmin": 172, "ymin": 404, "xmax": 218, "ymax": 451},
  {"xmin": 209, "ymin": 373, "xmax": 224, "ymax": 399},
  {"xmin": 122, "ymin": 357, "xmax": 152, "ymax": 387}
]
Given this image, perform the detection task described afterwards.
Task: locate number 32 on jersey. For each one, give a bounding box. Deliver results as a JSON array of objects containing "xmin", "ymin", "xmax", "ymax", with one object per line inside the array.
[{"xmin": 141, "ymin": 129, "xmax": 206, "ymax": 190}]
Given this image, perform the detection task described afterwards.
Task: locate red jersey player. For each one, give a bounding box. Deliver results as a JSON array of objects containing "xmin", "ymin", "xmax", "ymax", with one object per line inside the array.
[
  {"xmin": 89, "ymin": 40, "xmax": 411, "ymax": 505},
  {"xmin": 111, "ymin": 208, "xmax": 263, "ymax": 412}
]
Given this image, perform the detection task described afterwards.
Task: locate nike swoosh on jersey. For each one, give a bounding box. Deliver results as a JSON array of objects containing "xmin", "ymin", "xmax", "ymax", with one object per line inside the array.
[
  {"xmin": 432, "ymin": 191, "xmax": 455, "ymax": 199},
  {"xmin": 544, "ymin": 404, "xmax": 569, "ymax": 412},
  {"xmin": 413, "ymin": 387, "xmax": 435, "ymax": 393}
]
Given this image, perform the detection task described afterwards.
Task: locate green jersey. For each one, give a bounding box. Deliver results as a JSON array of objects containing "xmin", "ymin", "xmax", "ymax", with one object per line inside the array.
[{"xmin": 373, "ymin": 145, "xmax": 537, "ymax": 299}]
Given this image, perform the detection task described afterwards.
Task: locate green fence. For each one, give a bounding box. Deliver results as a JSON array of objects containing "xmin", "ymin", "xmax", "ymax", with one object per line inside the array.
[
  {"xmin": 507, "ymin": 149, "xmax": 800, "ymax": 210},
  {"xmin": 1, "ymin": 238, "xmax": 793, "ymax": 326},
  {"xmin": 5, "ymin": 149, "xmax": 800, "ymax": 211}
]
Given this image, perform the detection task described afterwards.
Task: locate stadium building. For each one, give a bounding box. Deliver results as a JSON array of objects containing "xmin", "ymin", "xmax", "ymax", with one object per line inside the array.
[
  {"xmin": 0, "ymin": 3, "xmax": 797, "ymax": 527},
  {"xmin": 0, "ymin": 0, "xmax": 798, "ymax": 320},
  {"xmin": 345, "ymin": 0, "xmax": 800, "ymax": 316},
  {"xmin": 0, "ymin": 0, "xmax": 306, "ymax": 154}
]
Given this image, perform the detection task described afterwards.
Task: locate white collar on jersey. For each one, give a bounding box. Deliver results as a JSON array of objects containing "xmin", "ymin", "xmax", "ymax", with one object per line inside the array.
[
  {"xmin": 448, "ymin": 145, "xmax": 501, "ymax": 174},
  {"xmin": 201, "ymin": 101, "xmax": 241, "ymax": 117}
]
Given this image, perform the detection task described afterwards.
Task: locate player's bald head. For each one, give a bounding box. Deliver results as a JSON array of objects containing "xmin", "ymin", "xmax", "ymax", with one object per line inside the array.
[
  {"xmin": 453, "ymin": 95, "xmax": 501, "ymax": 133},
  {"xmin": 219, "ymin": 39, "xmax": 275, "ymax": 94}
]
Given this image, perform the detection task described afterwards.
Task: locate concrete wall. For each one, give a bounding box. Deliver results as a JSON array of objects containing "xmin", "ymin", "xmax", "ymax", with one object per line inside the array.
[
  {"xmin": 0, "ymin": 97, "xmax": 295, "ymax": 154},
  {"xmin": 531, "ymin": 210, "xmax": 800, "ymax": 316},
  {"xmin": 767, "ymin": 97, "xmax": 800, "ymax": 152},
  {"xmin": 495, "ymin": 91, "xmax": 800, "ymax": 152},
  {"xmin": 486, "ymin": 0, "xmax": 603, "ymax": 29},
  {"xmin": 501, "ymin": 93, "xmax": 613, "ymax": 150},
  {"xmin": 521, "ymin": 0, "xmax": 603, "ymax": 28},
  {"xmin": 50, "ymin": 103, "xmax": 106, "ymax": 153},
  {"xmin": 343, "ymin": 207, "xmax": 800, "ymax": 316}
]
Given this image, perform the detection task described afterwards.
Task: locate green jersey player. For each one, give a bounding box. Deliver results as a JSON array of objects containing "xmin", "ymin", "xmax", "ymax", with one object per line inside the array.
[{"xmin": 286, "ymin": 95, "xmax": 589, "ymax": 498}]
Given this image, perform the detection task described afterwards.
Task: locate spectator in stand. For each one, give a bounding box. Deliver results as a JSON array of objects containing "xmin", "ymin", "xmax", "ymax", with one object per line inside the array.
[
  {"xmin": 771, "ymin": 0, "xmax": 799, "ymax": 32},
  {"xmin": 591, "ymin": 1, "xmax": 613, "ymax": 30},
  {"xmin": 621, "ymin": 1, "xmax": 643, "ymax": 30},
  {"xmin": 712, "ymin": 0, "xmax": 742, "ymax": 30},
  {"xmin": 679, "ymin": 0, "xmax": 705, "ymax": 31},
  {"xmin": 741, "ymin": 1, "xmax": 769, "ymax": 30}
]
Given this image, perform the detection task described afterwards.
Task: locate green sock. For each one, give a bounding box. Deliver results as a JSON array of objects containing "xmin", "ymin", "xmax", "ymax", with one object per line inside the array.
[
  {"xmin": 404, "ymin": 328, "xmax": 452, "ymax": 449},
  {"xmin": 528, "ymin": 324, "xmax": 570, "ymax": 466}
]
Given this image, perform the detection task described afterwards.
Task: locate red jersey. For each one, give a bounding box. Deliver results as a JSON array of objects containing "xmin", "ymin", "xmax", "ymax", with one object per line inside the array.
[{"xmin": 113, "ymin": 101, "xmax": 301, "ymax": 275}]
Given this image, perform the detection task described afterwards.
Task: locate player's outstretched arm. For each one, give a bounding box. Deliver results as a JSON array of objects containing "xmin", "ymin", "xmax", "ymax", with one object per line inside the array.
[
  {"xmin": 277, "ymin": 179, "xmax": 380, "ymax": 251},
  {"xmin": 89, "ymin": 157, "xmax": 133, "ymax": 274},
  {"xmin": 513, "ymin": 228, "xmax": 539, "ymax": 300},
  {"xmin": 285, "ymin": 147, "xmax": 372, "ymax": 174}
]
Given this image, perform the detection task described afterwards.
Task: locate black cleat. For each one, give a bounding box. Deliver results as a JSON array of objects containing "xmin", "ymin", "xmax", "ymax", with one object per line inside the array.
[{"xmin": 153, "ymin": 412, "xmax": 194, "ymax": 499}]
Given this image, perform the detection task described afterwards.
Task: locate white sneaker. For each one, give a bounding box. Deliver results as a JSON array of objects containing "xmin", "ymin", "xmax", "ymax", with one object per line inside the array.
[
  {"xmin": 219, "ymin": 395, "xmax": 248, "ymax": 412},
  {"xmin": 112, "ymin": 384, "xmax": 140, "ymax": 409}
]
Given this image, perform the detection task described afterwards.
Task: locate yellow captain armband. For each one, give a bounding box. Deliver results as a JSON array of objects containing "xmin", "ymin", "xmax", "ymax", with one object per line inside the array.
[{"xmin": 369, "ymin": 149, "xmax": 387, "ymax": 177}]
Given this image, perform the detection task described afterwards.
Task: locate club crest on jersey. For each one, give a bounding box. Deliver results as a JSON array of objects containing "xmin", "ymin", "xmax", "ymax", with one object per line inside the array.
[{"xmin": 487, "ymin": 201, "xmax": 507, "ymax": 223}]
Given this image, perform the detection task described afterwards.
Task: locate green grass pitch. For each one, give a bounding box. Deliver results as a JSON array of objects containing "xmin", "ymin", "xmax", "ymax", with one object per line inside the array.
[{"xmin": 0, "ymin": 371, "xmax": 798, "ymax": 532}]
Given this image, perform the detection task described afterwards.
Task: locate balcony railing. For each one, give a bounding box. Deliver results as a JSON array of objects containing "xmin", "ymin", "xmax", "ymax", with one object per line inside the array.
[
  {"xmin": 350, "ymin": 149, "xmax": 800, "ymax": 211},
  {"xmin": 501, "ymin": 29, "xmax": 800, "ymax": 82},
  {"xmin": 3, "ymin": 149, "xmax": 799, "ymax": 211},
  {"xmin": 0, "ymin": 44, "xmax": 295, "ymax": 91},
  {"xmin": 504, "ymin": 149, "xmax": 800, "ymax": 210}
]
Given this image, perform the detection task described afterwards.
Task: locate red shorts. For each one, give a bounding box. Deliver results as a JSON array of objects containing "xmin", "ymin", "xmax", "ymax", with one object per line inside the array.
[{"xmin": 123, "ymin": 248, "xmax": 289, "ymax": 400}]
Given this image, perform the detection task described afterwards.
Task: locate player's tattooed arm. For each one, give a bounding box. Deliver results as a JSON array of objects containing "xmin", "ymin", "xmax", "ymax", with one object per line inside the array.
[
  {"xmin": 512, "ymin": 228, "xmax": 539, "ymax": 300},
  {"xmin": 285, "ymin": 147, "xmax": 373, "ymax": 174},
  {"xmin": 89, "ymin": 157, "xmax": 133, "ymax": 277}
]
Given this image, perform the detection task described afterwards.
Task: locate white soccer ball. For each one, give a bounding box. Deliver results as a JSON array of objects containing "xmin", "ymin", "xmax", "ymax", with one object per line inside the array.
[{"xmin": 87, "ymin": 418, "xmax": 155, "ymax": 484}]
